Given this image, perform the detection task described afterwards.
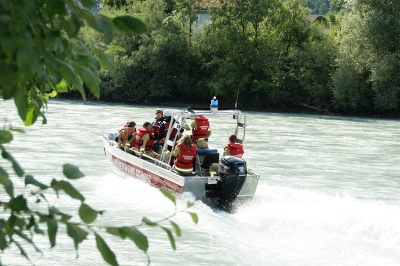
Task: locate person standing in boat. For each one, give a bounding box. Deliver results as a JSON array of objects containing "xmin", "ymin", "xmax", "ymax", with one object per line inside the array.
[
  {"xmin": 152, "ymin": 109, "xmax": 164, "ymax": 141},
  {"xmin": 134, "ymin": 122, "xmax": 161, "ymax": 160},
  {"xmin": 116, "ymin": 121, "xmax": 136, "ymax": 150},
  {"xmin": 151, "ymin": 109, "xmax": 165, "ymax": 153},
  {"xmin": 164, "ymin": 134, "xmax": 197, "ymax": 175},
  {"xmin": 183, "ymin": 115, "xmax": 211, "ymax": 149},
  {"xmin": 183, "ymin": 115, "xmax": 211, "ymax": 167},
  {"xmin": 210, "ymin": 134, "xmax": 244, "ymax": 173}
]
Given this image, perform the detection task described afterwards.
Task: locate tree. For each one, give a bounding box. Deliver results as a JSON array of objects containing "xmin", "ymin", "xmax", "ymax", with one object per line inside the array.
[
  {"xmin": 0, "ymin": 0, "xmax": 198, "ymax": 264},
  {"xmin": 285, "ymin": 9, "xmax": 338, "ymax": 113},
  {"xmin": 332, "ymin": 0, "xmax": 400, "ymax": 113}
]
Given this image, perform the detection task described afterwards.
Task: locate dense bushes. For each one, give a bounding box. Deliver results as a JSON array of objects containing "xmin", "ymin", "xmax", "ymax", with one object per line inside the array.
[{"xmin": 77, "ymin": 0, "xmax": 400, "ymax": 116}]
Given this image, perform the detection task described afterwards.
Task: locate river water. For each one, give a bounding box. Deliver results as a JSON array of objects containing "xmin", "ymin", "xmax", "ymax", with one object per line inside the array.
[{"xmin": 1, "ymin": 99, "xmax": 400, "ymax": 266}]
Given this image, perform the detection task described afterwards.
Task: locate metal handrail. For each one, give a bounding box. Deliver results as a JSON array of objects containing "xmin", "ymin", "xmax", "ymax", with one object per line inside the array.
[{"xmin": 129, "ymin": 149, "xmax": 172, "ymax": 171}]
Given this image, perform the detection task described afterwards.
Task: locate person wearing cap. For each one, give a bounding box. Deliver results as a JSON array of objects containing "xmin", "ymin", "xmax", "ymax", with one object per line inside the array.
[
  {"xmin": 134, "ymin": 122, "xmax": 161, "ymax": 160},
  {"xmin": 152, "ymin": 109, "xmax": 165, "ymax": 141},
  {"xmin": 151, "ymin": 109, "xmax": 165, "ymax": 153},
  {"xmin": 210, "ymin": 134, "xmax": 244, "ymax": 173}
]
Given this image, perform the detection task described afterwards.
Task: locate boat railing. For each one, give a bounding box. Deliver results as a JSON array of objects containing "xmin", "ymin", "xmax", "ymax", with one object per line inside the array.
[
  {"xmin": 154, "ymin": 159, "xmax": 172, "ymax": 171},
  {"xmin": 135, "ymin": 151, "xmax": 172, "ymax": 171}
]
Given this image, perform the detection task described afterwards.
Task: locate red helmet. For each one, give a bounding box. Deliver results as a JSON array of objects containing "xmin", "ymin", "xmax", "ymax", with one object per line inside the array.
[{"xmin": 156, "ymin": 109, "xmax": 163, "ymax": 115}]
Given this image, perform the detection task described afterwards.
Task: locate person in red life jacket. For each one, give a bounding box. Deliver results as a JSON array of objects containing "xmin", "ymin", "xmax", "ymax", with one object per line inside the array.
[
  {"xmin": 116, "ymin": 121, "xmax": 136, "ymax": 150},
  {"xmin": 115, "ymin": 121, "xmax": 129, "ymax": 142},
  {"xmin": 210, "ymin": 134, "xmax": 244, "ymax": 173},
  {"xmin": 117, "ymin": 121, "xmax": 130, "ymax": 133},
  {"xmin": 134, "ymin": 122, "xmax": 161, "ymax": 160},
  {"xmin": 183, "ymin": 115, "xmax": 211, "ymax": 149},
  {"xmin": 183, "ymin": 115, "xmax": 211, "ymax": 165},
  {"xmin": 164, "ymin": 134, "xmax": 197, "ymax": 175}
]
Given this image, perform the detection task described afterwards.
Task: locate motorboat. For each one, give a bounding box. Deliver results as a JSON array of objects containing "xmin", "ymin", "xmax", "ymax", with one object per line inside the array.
[{"xmin": 102, "ymin": 106, "xmax": 260, "ymax": 212}]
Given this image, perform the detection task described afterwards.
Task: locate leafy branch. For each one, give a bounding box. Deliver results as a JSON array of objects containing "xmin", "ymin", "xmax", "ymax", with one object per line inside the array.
[
  {"xmin": 1, "ymin": 134, "xmax": 198, "ymax": 265},
  {"xmin": 0, "ymin": 0, "xmax": 198, "ymax": 264}
]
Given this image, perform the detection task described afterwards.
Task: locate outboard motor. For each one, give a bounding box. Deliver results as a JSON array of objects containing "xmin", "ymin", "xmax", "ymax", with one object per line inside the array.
[{"xmin": 206, "ymin": 156, "xmax": 247, "ymax": 212}]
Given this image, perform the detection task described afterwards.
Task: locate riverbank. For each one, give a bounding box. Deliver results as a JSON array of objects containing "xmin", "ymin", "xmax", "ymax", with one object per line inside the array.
[{"xmin": 58, "ymin": 93, "xmax": 400, "ymax": 119}]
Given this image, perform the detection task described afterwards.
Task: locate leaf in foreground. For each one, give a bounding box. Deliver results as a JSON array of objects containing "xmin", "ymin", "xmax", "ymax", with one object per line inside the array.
[
  {"xmin": 0, "ymin": 229, "xmax": 8, "ymax": 251},
  {"xmin": 51, "ymin": 179, "xmax": 85, "ymax": 202},
  {"xmin": 25, "ymin": 175, "xmax": 49, "ymax": 189},
  {"xmin": 159, "ymin": 188, "xmax": 176, "ymax": 205},
  {"xmin": 63, "ymin": 164, "xmax": 85, "ymax": 179},
  {"xmin": 113, "ymin": 16, "xmax": 147, "ymax": 35},
  {"xmin": 79, "ymin": 203, "xmax": 101, "ymax": 224},
  {"xmin": 66, "ymin": 223, "xmax": 89, "ymax": 250},
  {"xmin": 170, "ymin": 221, "xmax": 181, "ymax": 237},
  {"xmin": 120, "ymin": 226, "xmax": 148, "ymax": 252},
  {"xmin": 95, "ymin": 233, "xmax": 118, "ymax": 266},
  {"xmin": 0, "ymin": 166, "xmax": 14, "ymax": 198},
  {"xmin": 161, "ymin": 227, "xmax": 176, "ymax": 250},
  {"xmin": 47, "ymin": 218, "xmax": 58, "ymax": 248},
  {"xmin": 0, "ymin": 130, "xmax": 13, "ymax": 144},
  {"xmin": 189, "ymin": 212, "xmax": 199, "ymax": 224}
]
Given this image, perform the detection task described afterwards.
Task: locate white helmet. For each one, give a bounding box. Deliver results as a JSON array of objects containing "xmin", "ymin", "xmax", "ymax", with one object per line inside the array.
[{"xmin": 163, "ymin": 109, "xmax": 173, "ymax": 117}]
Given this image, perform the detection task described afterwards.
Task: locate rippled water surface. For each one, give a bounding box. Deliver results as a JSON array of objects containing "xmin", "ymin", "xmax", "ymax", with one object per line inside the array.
[{"xmin": 1, "ymin": 99, "xmax": 400, "ymax": 265}]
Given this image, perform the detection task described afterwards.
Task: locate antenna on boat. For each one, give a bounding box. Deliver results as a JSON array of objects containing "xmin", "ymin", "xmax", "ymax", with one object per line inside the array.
[{"xmin": 235, "ymin": 86, "xmax": 240, "ymax": 110}]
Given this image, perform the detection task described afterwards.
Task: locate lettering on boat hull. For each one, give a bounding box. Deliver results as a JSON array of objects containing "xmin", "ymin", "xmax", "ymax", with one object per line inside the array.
[{"xmin": 104, "ymin": 148, "xmax": 184, "ymax": 194}]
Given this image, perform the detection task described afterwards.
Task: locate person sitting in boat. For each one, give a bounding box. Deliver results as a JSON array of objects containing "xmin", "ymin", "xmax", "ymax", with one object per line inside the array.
[
  {"xmin": 116, "ymin": 121, "xmax": 136, "ymax": 151},
  {"xmin": 164, "ymin": 134, "xmax": 197, "ymax": 175},
  {"xmin": 115, "ymin": 121, "xmax": 130, "ymax": 142},
  {"xmin": 117, "ymin": 121, "xmax": 130, "ymax": 133},
  {"xmin": 134, "ymin": 122, "xmax": 161, "ymax": 160},
  {"xmin": 210, "ymin": 134, "xmax": 244, "ymax": 173},
  {"xmin": 183, "ymin": 115, "xmax": 211, "ymax": 149}
]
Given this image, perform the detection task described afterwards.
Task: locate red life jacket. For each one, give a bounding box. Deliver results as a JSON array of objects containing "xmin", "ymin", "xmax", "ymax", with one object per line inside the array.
[
  {"xmin": 192, "ymin": 116, "xmax": 209, "ymax": 141},
  {"xmin": 224, "ymin": 143, "xmax": 244, "ymax": 158},
  {"xmin": 152, "ymin": 118, "xmax": 164, "ymax": 139},
  {"xmin": 121, "ymin": 127, "xmax": 136, "ymax": 146},
  {"xmin": 174, "ymin": 145, "xmax": 197, "ymax": 169},
  {"xmin": 134, "ymin": 127, "xmax": 155, "ymax": 151},
  {"xmin": 162, "ymin": 120, "xmax": 178, "ymax": 140},
  {"xmin": 118, "ymin": 124, "xmax": 127, "ymax": 133}
]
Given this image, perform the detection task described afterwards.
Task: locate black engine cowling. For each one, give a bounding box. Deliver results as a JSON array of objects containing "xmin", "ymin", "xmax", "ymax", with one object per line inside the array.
[{"xmin": 206, "ymin": 156, "xmax": 247, "ymax": 212}]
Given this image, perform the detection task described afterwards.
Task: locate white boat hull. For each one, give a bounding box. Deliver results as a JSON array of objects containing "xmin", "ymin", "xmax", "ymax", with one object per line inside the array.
[{"xmin": 103, "ymin": 134, "xmax": 260, "ymax": 208}]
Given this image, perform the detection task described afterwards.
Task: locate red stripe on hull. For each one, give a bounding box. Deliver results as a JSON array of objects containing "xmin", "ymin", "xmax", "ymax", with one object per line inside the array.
[{"xmin": 104, "ymin": 148, "xmax": 184, "ymax": 194}]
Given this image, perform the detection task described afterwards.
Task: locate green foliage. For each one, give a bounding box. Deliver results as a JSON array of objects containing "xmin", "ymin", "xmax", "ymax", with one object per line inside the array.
[
  {"xmin": 290, "ymin": 20, "xmax": 337, "ymax": 112},
  {"xmin": 0, "ymin": 0, "xmax": 198, "ymax": 265},
  {"xmin": 332, "ymin": 0, "xmax": 400, "ymax": 113},
  {"xmin": 74, "ymin": 0, "xmax": 400, "ymax": 115},
  {"xmin": 0, "ymin": 146, "xmax": 197, "ymax": 264},
  {"xmin": 194, "ymin": 0, "xmax": 315, "ymax": 109},
  {"xmin": 103, "ymin": 0, "xmax": 130, "ymax": 8},
  {"xmin": 307, "ymin": 0, "xmax": 330, "ymax": 14},
  {"xmin": 0, "ymin": 0, "xmax": 147, "ymax": 124},
  {"xmin": 80, "ymin": 0, "xmax": 205, "ymax": 103}
]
